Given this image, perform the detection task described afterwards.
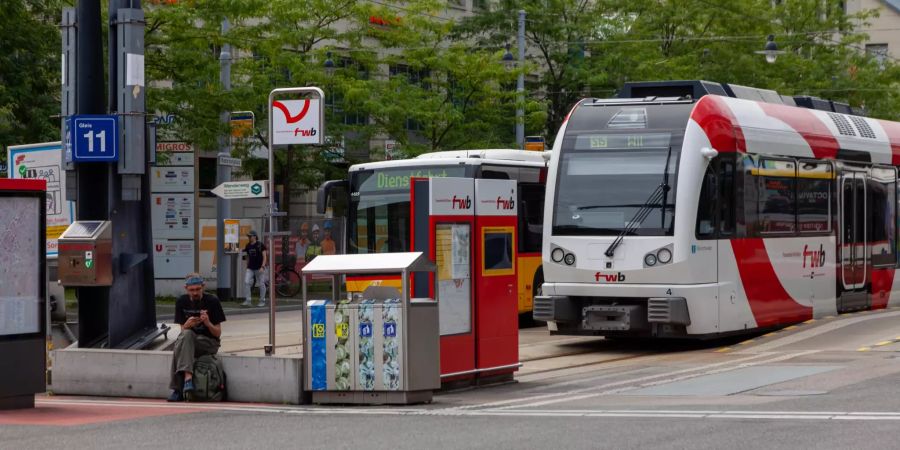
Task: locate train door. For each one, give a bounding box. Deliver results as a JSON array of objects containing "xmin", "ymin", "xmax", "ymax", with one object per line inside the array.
[{"xmin": 839, "ymin": 169, "xmax": 869, "ymax": 312}]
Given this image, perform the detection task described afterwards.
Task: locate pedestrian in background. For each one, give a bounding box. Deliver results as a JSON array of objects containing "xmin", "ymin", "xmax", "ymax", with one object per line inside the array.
[{"xmin": 242, "ymin": 230, "xmax": 268, "ymax": 307}]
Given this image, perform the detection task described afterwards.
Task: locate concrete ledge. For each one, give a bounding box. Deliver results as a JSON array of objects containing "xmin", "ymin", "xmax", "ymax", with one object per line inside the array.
[{"xmin": 50, "ymin": 348, "xmax": 304, "ymax": 404}]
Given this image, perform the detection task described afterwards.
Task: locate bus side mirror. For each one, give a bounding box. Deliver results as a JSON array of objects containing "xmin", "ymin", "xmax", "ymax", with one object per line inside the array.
[
  {"xmin": 316, "ymin": 179, "xmax": 348, "ymax": 215},
  {"xmin": 700, "ymin": 147, "xmax": 719, "ymax": 160}
]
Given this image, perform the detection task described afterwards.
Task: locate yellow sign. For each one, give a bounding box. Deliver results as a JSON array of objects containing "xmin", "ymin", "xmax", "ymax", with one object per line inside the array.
[
  {"xmin": 312, "ymin": 323, "xmax": 325, "ymax": 338},
  {"xmin": 335, "ymin": 322, "xmax": 349, "ymax": 338}
]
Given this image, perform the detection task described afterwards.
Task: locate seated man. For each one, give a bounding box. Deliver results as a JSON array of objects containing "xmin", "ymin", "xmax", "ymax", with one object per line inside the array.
[{"xmin": 168, "ymin": 273, "xmax": 226, "ymax": 402}]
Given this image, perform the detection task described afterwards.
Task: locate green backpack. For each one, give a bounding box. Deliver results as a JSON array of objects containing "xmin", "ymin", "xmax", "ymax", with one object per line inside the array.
[{"xmin": 191, "ymin": 354, "xmax": 227, "ymax": 402}]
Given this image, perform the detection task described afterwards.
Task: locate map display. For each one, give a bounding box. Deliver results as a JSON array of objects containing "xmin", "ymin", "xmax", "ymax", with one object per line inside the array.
[{"xmin": 0, "ymin": 196, "xmax": 41, "ymax": 336}]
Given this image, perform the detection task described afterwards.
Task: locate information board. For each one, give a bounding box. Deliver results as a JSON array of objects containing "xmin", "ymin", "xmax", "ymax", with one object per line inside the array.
[
  {"xmin": 0, "ymin": 197, "xmax": 41, "ymax": 336},
  {"xmin": 150, "ymin": 167, "xmax": 195, "ymax": 193},
  {"xmin": 151, "ymin": 193, "xmax": 195, "ymax": 239},
  {"xmin": 7, "ymin": 142, "xmax": 75, "ymax": 257},
  {"xmin": 152, "ymin": 239, "xmax": 196, "ymax": 278}
]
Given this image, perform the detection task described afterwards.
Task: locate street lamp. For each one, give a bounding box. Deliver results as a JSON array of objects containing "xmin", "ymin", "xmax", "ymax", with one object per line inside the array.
[
  {"xmin": 755, "ymin": 34, "xmax": 786, "ymax": 64},
  {"xmin": 502, "ymin": 44, "xmax": 515, "ymax": 70}
]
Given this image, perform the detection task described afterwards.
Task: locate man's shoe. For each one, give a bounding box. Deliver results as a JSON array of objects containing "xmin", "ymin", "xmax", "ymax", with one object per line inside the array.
[
  {"xmin": 257, "ymin": 302, "xmax": 265, "ymax": 308},
  {"xmin": 183, "ymin": 379, "xmax": 195, "ymax": 402},
  {"xmin": 167, "ymin": 390, "xmax": 183, "ymax": 402},
  {"xmin": 241, "ymin": 299, "xmax": 252, "ymax": 307}
]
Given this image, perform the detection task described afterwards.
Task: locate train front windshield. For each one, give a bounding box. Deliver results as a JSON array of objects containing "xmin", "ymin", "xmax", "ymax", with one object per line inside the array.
[
  {"xmin": 553, "ymin": 133, "xmax": 679, "ymax": 236},
  {"xmin": 348, "ymin": 165, "xmax": 470, "ymax": 253}
]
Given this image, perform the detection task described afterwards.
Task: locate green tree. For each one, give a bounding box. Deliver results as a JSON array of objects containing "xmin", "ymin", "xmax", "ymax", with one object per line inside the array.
[{"xmin": 0, "ymin": 0, "xmax": 65, "ymax": 164}]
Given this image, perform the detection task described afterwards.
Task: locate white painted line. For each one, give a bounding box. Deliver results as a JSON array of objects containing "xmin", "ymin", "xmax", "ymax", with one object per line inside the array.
[
  {"xmin": 738, "ymin": 309, "xmax": 900, "ymax": 353},
  {"xmin": 35, "ymin": 398, "xmax": 900, "ymax": 422},
  {"xmin": 503, "ymin": 351, "xmax": 819, "ymax": 409},
  {"xmin": 449, "ymin": 352, "xmax": 781, "ymax": 411}
]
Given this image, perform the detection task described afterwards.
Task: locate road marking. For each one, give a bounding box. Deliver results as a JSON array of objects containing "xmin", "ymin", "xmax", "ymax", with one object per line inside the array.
[
  {"xmin": 875, "ymin": 341, "xmax": 893, "ymax": 347},
  {"xmin": 858, "ymin": 347, "xmax": 871, "ymax": 352},
  {"xmin": 500, "ymin": 351, "xmax": 819, "ymax": 410},
  {"xmin": 445, "ymin": 352, "xmax": 785, "ymax": 411},
  {"xmin": 715, "ymin": 347, "xmax": 731, "ymax": 353},
  {"xmin": 35, "ymin": 398, "xmax": 900, "ymax": 422},
  {"xmin": 736, "ymin": 309, "xmax": 900, "ymax": 354}
]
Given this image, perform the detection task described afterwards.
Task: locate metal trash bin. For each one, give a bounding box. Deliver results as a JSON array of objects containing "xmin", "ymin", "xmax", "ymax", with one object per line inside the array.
[{"xmin": 303, "ymin": 252, "xmax": 439, "ymax": 405}]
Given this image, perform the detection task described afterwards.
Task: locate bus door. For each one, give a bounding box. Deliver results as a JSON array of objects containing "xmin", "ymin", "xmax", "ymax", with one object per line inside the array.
[
  {"xmin": 412, "ymin": 177, "xmax": 476, "ymax": 378},
  {"xmin": 839, "ymin": 169, "xmax": 869, "ymax": 311}
]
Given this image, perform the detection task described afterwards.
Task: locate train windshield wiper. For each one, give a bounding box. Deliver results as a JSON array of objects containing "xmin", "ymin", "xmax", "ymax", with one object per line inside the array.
[
  {"xmin": 575, "ymin": 203, "xmax": 649, "ymax": 210},
  {"xmin": 604, "ymin": 183, "xmax": 669, "ymax": 258}
]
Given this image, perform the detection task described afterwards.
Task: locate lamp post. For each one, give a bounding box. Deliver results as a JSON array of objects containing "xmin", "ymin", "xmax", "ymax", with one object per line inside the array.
[
  {"xmin": 216, "ymin": 18, "xmax": 233, "ymax": 302},
  {"xmin": 755, "ymin": 34, "xmax": 786, "ymax": 64},
  {"xmin": 516, "ymin": 10, "xmax": 525, "ymax": 149}
]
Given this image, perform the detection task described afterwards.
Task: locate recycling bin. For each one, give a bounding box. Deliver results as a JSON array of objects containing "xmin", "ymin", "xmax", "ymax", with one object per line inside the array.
[{"xmin": 303, "ymin": 252, "xmax": 439, "ymax": 405}]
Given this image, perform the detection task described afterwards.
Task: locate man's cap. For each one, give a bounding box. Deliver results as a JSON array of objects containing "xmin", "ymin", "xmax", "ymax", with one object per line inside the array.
[
  {"xmin": 247, "ymin": 230, "xmax": 258, "ymax": 237},
  {"xmin": 185, "ymin": 273, "xmax": 204, "ymax": 286},
  {"xmin": 312, "ymin": 224, "xmax": 320, "ymax": 232},
  {"xmin": 324, "ymin": 220, "xmax": 332, "ymax": 229}
]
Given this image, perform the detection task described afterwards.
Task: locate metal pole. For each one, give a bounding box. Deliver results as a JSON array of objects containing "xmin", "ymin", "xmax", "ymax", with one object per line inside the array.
[
  {"xmin": 265, "ymin": 87, "xmax": 325, "ymax": 356},
  {"xmin": 266, "ymin": 90, "xmax": 277, "ymax": 356},
  {"xmin": 516, "ymin": 9, "xmax": 526, "ymax": 150},
  {"xmin": 216, "ymin": 18, "xmax": 233, "ymax": 302}
]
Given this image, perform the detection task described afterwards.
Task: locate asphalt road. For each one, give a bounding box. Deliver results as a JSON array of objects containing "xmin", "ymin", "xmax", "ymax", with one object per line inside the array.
[{"xmin": 8, "ymin": 307, "xmax": 900, "ymax": 450}]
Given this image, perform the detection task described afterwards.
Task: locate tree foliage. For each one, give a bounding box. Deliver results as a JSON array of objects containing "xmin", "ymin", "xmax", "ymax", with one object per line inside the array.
[{"xmin": 0, "ymin": 0, "xmax": 66, "ymax": 164}]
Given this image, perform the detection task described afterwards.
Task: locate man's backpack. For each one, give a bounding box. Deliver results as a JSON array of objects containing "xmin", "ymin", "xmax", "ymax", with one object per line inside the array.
[{"xmin": 191, "ymin": 354, "xmax": 226, "ymax": 402}]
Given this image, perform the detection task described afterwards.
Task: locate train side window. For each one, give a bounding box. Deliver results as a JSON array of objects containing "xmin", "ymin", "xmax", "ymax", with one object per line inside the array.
[
  {"xmin": 719, "ymin": 159, "xmax": 736, "ymax": 236},
  {"xmin": 870, "ymin": 166, "xmax": 896, "ymax": 267},
  {"xmin": 757, "ymin": 159, "xmax": 797, "ymax": 235},
  {"xmin": 696, "ymin": 165, "xmax": 717, "ymax": 239},
  {"xmin": 797, "ymin": 161, "xmax": 832, "ymax": 234}
]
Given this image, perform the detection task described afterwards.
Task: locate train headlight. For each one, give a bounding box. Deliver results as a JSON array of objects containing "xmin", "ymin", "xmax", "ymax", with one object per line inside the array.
[
  {"xmin": 551, "ymin": 248, "xmax": 565, "ymax": 263},
  {"xmin": 644, "ymin": 253, "xmax": 657, "ymax": 267},
  {"xmin": 657, "ymin": 248, "xmax": 672, "ymax": 264},
  {"xmin": 564, "ymin": 253, "xmax": 576, "ymax": 266}
]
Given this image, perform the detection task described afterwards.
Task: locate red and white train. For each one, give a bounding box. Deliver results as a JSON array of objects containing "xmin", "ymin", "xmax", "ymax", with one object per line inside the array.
[{"xmin": 535, "ymin": 80, "xmax": 900, "ymax": 338}]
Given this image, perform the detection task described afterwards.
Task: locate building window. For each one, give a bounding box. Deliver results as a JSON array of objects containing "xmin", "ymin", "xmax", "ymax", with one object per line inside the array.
[
  {"xmin": 867, "ymin": 44, "xmax": 889, "ymax": 68},
  {"xmin": 390, "ymin": 64, "xmax": 430, "ymax": 130}
]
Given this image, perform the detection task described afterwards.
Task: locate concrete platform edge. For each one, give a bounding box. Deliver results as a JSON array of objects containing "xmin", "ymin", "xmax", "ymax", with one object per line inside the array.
[{"xmin": 49, "ymin": 348, "xmax": 305, "ymax": 405}]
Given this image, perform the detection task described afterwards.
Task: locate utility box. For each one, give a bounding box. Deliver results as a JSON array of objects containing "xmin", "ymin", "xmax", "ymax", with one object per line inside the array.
[
  {"xmin": 303, "ymin": 252, "xmax": 439, "ymax": 405},
  {"xmin": 58, "ymin": 221, "xmax": 113, "ymax": 286}
]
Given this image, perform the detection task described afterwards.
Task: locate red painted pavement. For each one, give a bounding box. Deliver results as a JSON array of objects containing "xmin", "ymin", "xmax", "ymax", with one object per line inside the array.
[{"xmin": 0, "ymin": 398, "xmax": 204, "ymax": 427}]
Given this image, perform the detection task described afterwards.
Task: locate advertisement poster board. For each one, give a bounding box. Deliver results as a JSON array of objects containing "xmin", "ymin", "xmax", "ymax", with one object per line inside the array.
[{"xmin": 7, "ymin": 142, "xmax": 74, "ymax": 257}]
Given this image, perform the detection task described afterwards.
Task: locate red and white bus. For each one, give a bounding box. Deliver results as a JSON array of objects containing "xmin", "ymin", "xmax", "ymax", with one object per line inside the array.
[{"xmin": 535, "ymin": 80, "xmax": 900, "ymax": 338}]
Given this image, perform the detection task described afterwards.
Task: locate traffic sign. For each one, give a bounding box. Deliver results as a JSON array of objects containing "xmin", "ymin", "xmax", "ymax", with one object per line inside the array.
[
  {"xmin": 217, "ymin": 155, "xmax": 242, "ymax": 168},
  {"xmin": 211, "ymin": 180, "xmax": 267, "ymax": 199},
  {"xmin": 67, "ymin": 115, "xmax": 119, "ymax": 162}
]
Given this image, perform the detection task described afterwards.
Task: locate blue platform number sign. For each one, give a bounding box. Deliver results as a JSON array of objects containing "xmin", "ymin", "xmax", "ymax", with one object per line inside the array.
[
  {"xmin": 383, "ymin": 322, "xmax": 397, "ymax": 338},
  {"xmin": 69, "ymin": 115, "xmax": 119, "ymax": 162},
  {"xmin": 359, "ymin": 322, "xmax": 372, "ymax": 338}
]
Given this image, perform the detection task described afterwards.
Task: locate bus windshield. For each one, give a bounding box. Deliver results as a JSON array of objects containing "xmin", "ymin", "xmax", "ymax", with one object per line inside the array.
[
  {"xmin": 553, "ymin": 143, "xmax": 678, "ymax": 236},
  {"xmin": 349, "ymin": 165, "xmax": 470, "ymax": 253}
]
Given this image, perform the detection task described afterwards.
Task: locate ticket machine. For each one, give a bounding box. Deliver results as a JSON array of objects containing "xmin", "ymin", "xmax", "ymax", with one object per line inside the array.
[{"xmin": 411, "ymin": 177, "xmax": 519, "ymax": 382}]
